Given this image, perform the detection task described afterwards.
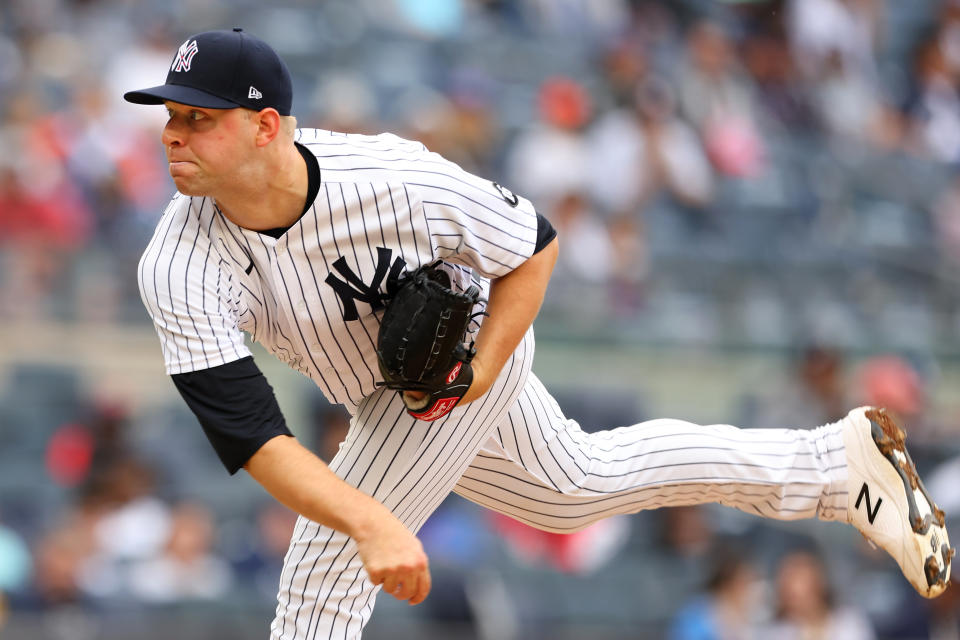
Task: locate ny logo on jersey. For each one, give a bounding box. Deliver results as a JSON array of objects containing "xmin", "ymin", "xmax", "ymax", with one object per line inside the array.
[
  {"xmin": 855, "ymin": 482, "xmax": 882, "ymax": 525},
  {"xmin": 325, "ymin": 247, "xmax": 406, "ymax": 321},
  {"xmin": 171, "ymin": 39, "xmax": 199, "ymax": 73}
]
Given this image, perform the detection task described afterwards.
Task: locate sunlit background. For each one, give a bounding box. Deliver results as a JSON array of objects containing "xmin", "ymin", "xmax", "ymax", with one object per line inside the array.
[{"xmin": 1, "ymin": 0, "xmax": 959, "ymax": 638}]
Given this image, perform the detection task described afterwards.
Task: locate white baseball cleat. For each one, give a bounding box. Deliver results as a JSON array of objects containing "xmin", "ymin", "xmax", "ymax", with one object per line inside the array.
[{"xmin": 842, "ymin": 406, "xmax": 954, "ymax": 598}]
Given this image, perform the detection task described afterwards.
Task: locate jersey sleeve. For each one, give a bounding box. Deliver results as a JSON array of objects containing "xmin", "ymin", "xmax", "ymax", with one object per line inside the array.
[
  {"xmin": 138, "ymin": 195, "xmax": 251, "ymax": 374},
  {"xmin": 407, "ymin": 148, "xmax": 540, "ymax": 279}
]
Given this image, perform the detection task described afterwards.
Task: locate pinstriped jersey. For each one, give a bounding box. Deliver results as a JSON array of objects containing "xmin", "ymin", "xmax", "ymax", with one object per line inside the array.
[{"xmin": 138, "ymin": 129, "xmax": 539, "ymax": 408}]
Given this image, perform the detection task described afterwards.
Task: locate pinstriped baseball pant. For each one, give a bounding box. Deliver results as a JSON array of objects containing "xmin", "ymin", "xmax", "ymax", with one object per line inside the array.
[{"xmin": 269, "ymin": 330, "xmax": 849, "ymax": 639}]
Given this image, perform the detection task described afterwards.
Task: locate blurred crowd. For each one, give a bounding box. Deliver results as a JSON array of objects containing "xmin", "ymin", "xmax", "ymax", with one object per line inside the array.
[
  {"xmin": 3, "ymin": 0, "xmax": 960, "ymax": 638},
  {"xmin": 0, "ymin": 388, "xmax": 337, "ymax": 638},
  {"xmin": 1, "ymin": 0, "xmax": 960, "ymax": 347},
  {"xmin": 0, "ymin": 345, "xmax": 957, "ymax": 638}
]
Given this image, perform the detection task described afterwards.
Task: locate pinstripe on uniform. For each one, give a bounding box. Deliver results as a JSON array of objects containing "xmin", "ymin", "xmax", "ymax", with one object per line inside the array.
[{"xmin": 139, "ymin": 129, "xmax": 850, "ymax": 640}]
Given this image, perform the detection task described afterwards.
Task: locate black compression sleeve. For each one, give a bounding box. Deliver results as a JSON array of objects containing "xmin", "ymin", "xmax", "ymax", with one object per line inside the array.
[
  {"xmin": 172, "ymin": 357, "xmax": 293, "ymax": 475},
  {"xmin": 534, "ymin": 212, "xmax": 558, "ymax": 254}
]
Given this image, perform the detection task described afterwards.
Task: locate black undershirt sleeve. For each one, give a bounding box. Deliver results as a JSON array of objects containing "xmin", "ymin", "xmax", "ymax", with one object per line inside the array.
[
  {"xmin": 534, "ymin": 212, "xmax": 557, "ymax": 254},
  {"xmin": 172, "ymin": 356, "xmax": 293, "ymax": 475}
]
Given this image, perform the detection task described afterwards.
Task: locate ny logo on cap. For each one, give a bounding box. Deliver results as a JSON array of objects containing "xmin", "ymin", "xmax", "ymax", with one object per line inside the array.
[{"xmin": 171, "ymin": 39, "xmax": 199, "ymax": 73}]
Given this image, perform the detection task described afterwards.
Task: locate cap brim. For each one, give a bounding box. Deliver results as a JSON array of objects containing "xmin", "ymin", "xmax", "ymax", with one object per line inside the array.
[{"xmin": 123, "ymin": 84, "xmax": 240, "ymax": 109}]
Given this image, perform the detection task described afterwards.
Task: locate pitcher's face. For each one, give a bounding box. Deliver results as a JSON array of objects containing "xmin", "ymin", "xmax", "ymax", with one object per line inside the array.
[{"xmin": 161, "ymin": 102, "xmax": 258, "ymax": 197}]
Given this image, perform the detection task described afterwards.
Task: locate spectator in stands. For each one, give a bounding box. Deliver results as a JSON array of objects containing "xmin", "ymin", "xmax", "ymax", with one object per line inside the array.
[
  {"xmin": 86, "ymin": 457, "xmax": 171, "ymax": 566},
  {"xmin": 230, "ymin": 502, "xmax": 298, "ymax": 603},
  {"xmin": 19, "ymin": 492, "xmax": 103, "ymax": 610},
  {"xmin": 128, "ymin": 501, "xmax": 233, "ymax": 604},
  {"xmin": 105, "ymin": 20, "xmax": 181, "ymax": 132},
  {"xmin": 676, "ymin": 20, "xmax": 764, "ymax": 178},
  {"xmin": 68, "ymin": 457, "xmax": 172, "ymax": 603},
  {"xmin": 750, "ymin": 345, "xmax": 849, "ymax": 428},
  {"xmin": 855, "ymin": 355, "xmax": 926, "ymax": 426},
  {"xmin": 668, "ymin": 543, "xmax": 761, "ymax": 640},
  {"xmin": 393, "ymin": 72, "xmax": 503, "ymax": 176},
  {"xmin": 26, "ymin": 528, "xmax": 92, "ymax": 609},
  {"xmin": 308, "ymin": 71, "xmax": 379, "ymax": 135},
  {"xmin": 588, "ymin": 75, "xmax": 714, "ymax": 218},
  {"xmin": 654, "ymin": 505, "xmax": 718, "ymax": 602},
  {"xmin": 438, "ymin": 67, "xmax": 503, "ymax": 175},
  {"xmin": 505, "ymin": 76, "xmax": 592, "ymax": 206},
  {"xmin": 740, "ymin": 19, "xmax": 819, "ymax": 134},
  {"xmin": 549, "ymin": 190, "xmax": 614, "ymax": 285},
  {"xmin": 763, "ymin": 547, "xmax": 876, "ymax": 640},
  {"xmin": 787, "ymin": 0, "xmax": 882, "ymax": 83},
  {"xmin": 596, "ymin": 35, "xmax": 651, "ymax": 110},
  {"xmin": 606, "ymin": 212, "xmax": 649, "ymax": 315},
  {"xmin": 902, "ymin": 32, "xmax": 960, "ymax": 164}
]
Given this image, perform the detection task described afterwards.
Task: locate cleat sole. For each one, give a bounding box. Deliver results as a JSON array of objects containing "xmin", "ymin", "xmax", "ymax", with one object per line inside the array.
[
  {"xmin": 925, "ymin": 543, "xmax": 953, "ymax": 589},
  {"xmin": 864, "ymin": 408, "xmax": 952, "ymax": 594},
  {"xmin": 866, "ymin": 409, "xmax": 936, "ymax": 536}
]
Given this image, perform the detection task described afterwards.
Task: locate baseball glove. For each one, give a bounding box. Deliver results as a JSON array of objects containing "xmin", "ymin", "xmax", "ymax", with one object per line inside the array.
[{"xmin": 376, "ymin": 264, "xmax": 483, "ymax": 421}]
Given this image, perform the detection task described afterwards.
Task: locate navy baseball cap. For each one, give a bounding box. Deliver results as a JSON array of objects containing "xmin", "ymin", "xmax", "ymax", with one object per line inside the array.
[{"xmin": 124, "ymin": 28, "xmax": 292, "ymax": 115}]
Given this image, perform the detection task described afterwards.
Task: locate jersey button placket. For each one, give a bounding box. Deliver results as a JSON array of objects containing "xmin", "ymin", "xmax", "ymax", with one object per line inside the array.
[{"xmin": 272, "ymin": 238, "xmax": 308, "ymax": 315}]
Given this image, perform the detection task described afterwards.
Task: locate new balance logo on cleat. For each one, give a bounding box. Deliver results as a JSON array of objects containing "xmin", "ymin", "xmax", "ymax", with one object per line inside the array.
[{"xmin": 855, "ymin": 483, "xmax": 882, "ymax": 524}]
